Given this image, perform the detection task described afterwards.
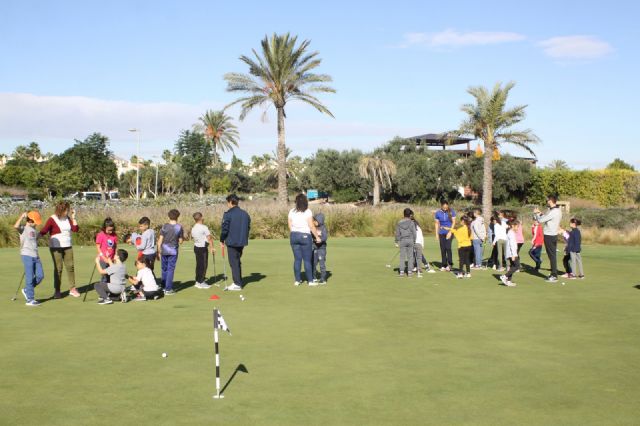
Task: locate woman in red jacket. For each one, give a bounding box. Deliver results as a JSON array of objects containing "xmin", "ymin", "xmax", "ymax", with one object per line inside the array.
[{"xmin": 40, "ymin": 201, "xmax": 80, "ymax": 298}]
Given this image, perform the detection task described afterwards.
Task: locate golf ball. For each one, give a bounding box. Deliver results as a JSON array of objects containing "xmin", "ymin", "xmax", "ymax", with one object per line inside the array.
[
  {"xmin": 561, "ymin": 282, "xmax": 565, "ymax": 286},
  {"xmin": 162, "ymin": 352, "xmax": 168, "ymax": 358},
  {"xmin": 240, "ymin": 295, "xmax": 245, "ymax": 301}
]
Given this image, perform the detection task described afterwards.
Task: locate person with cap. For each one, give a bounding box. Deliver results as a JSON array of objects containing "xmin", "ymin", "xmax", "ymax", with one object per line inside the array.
[{"xmin": 14, "ymin": 211, "xmax": 44, "ymax": 306}]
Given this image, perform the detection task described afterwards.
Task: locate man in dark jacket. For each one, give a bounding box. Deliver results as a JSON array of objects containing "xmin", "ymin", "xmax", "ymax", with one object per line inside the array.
[
  {"xmin": 220, "ymin": 194, "xmax": 251, "ymax": 291},
  {"xmin": 312, "ymin": 213, "xmax": 328, "ymax": 284}
]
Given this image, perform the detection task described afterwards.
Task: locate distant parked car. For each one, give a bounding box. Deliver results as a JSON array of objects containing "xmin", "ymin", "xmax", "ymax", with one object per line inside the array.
[
  {"xmin": 69, "ymin": 191, "xmax": 120, "ymax": 201},
  {"xmin": 10, "ymin": 195, "xmax": 27, "ymax": 202}
]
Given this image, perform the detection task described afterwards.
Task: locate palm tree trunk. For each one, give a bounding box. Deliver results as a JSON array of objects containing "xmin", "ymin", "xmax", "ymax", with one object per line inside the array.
[
  {"xmin": 373, "ymin": 178, "xmax": 380, "ymax": 206},
  {"xmin": 482, "ymin": 142, "xmax": 494, "ymax": 224},
  {"xmin": 276, "ymin": 107, "xmax": 288, "ymax": 204}
]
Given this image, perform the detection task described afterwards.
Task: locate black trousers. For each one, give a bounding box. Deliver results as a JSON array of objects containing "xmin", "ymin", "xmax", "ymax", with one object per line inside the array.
[
  {"xmin": 543, "ymin": 235, "xmax": 558, "ymax": 277},
  {"xmin": 563, "ymin": 252, "xmax": 572, "ymax": 274},
  {"xmin": 506, "ymin": 257, "xmax": 521, "ymax": 280},
  {"xmin": 439, "ymin": 234, "xmax": 453, "ymax": 267},
  {"xmin": 458, "ymin": 246, "xmax": 471, "ymax": 274},
  {"xmin": 227, "ymin": 245, "xmax": 244, "ymax": 287},
  {"xmin": 194, "ymin": 245, "xmax": 209, "ymax": 283}
]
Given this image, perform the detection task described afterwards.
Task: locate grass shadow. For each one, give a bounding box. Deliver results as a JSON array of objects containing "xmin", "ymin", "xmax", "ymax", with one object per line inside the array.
[
  {"xmin": 173, "ymin": 280, "xmax": 196, "ymax": 293},
  {"xmin": 220, "ymin": 363, "xmax": 249, "ymax": 396},
  {"xmin": 242, "ymin": 272, "xmax": 267, "ymax": 288},
  {"xmin": 634, "ymin": 285, "xmax": 640, "ymax": 290}
]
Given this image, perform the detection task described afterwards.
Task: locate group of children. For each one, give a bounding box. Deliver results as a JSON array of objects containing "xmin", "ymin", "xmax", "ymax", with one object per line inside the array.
[
  {"xmin": 394, "ymin": 204, "xmax": 584, "ymax": 286},
  {"xmin": 14, "ymin": 208, "xmax": 221, "ymax": 306}
]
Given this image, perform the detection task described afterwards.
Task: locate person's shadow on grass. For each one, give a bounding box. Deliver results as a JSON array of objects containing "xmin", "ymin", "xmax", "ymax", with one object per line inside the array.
[
  {"xmin": 634, "ymin": 285, "xmax": 640, "ymax": 290},
  {"xmin": 220, "ymin": 363, "xmax": 249, "ymax": 396},
  {"xmin": 241, "ymin": 273, "xmax": 267, "ymax": 288}
]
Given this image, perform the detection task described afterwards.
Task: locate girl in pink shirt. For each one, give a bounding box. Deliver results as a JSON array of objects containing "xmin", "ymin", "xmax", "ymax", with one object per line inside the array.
[{"xmin": 96, "ymin": 217, "xmax": 118, "ymax": 284}]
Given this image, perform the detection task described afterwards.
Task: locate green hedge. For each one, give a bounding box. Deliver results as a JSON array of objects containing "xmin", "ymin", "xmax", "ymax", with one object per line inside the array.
[{"xmin": 530, "ymin": 169, "xmax": 640, "ymax": 207}]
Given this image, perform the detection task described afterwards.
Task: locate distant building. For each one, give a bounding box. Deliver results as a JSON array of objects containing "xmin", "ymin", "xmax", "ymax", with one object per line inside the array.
[{"xmin": 113, "ymin": 156, "xmax": 143, "ymax": 177}]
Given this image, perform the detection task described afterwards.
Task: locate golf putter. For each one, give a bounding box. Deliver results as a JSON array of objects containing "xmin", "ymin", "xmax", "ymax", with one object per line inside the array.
[
  {"xmin": 222, "ymin": 244, "xmax": 228, "ymax": 282},
  {"xmin": 212, "ymin": 250, "xmax": 219, "ymax": 287},
  {"xmin": 82, "ymin": 263, "xmax": 97, "ymax": 302},
  {"xmin": 11, "ymin": 273, "xmax": 26, "ymax": 301}
]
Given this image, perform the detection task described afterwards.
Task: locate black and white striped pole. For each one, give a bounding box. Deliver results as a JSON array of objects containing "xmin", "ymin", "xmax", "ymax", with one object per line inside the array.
[{"xmin": 213, "ymin": 308, "xmax": 223, "ymax": 399}]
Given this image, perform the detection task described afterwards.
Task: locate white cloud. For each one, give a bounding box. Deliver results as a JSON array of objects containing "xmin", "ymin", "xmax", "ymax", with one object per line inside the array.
[
  {"xmin": 0, "ymin": 93, "xmax": 421, "ymax": 160},
  {"xmin": 399, "ymin": 29, "xmax": 526, "ymax": 48},
  {"xmin": 538, "ymin": 35, "xmax": 613, "ymax": 60}
]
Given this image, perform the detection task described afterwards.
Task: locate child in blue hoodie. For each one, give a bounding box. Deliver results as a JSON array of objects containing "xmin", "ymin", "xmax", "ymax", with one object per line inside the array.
[
  {"xmin": 561, "ymin": 218, "xmax": 584, "ymax": 279},
  {"xmin": 312, "ymin": 213, "xmax": 328, "ymax": 285}
]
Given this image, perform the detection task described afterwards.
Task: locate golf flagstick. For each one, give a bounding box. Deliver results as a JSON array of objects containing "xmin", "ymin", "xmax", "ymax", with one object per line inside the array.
[
  {"xmin": 11, "ymin": 273, "xmax": 26, "ymax": 301},
  {"xmin": 82, "ymin": 263, "xmax": 97, "ymax": 302},
  {"xmin": 212, "ymin": 308, "xmax": 231, "ymax": 399}
]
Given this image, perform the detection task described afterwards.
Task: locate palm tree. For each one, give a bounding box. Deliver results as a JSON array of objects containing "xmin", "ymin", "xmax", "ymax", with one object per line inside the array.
[
  {"xmin": 453, "ymin": 81, "xmax": 539, "ymax": 222},
  {"xmin": 224, "ymin": 33, "xmax": 335, "ymax": 203},
  {"xmin": 358, "ymin": 156, "xmax": 397, "ymax": 206},
  {"xmin": 193, "ymin": 110, "xmax": 239, "ymax": 163}
]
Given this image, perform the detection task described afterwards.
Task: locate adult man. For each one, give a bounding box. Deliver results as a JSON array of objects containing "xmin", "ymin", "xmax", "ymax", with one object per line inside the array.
[
  {"xmin": 534, "ymin": 195, "xmax": 562, "ymax": 282},
  {"xmin": 220, "ymin": 194, "xmax": 251, "ymax": 291}
]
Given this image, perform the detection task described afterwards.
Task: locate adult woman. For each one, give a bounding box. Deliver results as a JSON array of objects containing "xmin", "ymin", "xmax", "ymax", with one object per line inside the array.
[
  {"xmin": 288, "ymin": 193, "xmax": 321, "ymax": 286},
  {"xmin": 434, "ymin": 200, "xmax": 456, "ymax": 271},
  {"xmin": 40, "ymin": 201, "xmax": 80, "ymax": 298}
]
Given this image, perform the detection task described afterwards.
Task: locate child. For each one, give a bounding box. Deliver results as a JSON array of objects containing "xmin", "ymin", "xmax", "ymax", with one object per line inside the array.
[
  {"xmin": 560, "ymin": 228, "xmax": 573, "ymax": 278},
  {"xmin": 312, "ymin": 213, "xmax": 328, "ymax": 284},
  {"xmin": 470, "ymin": 209, "xmax": 486, "ymax": 269},
  {"xmin": 562, "ymin": 218, "xmax": 584, "ymax": 279},
  {"xmin": 128, "ymin": 257, "xmax": 162, "ymax": 301},
  {"xmin": 14, "ymin": 211, "xmax": 44, "ymax": 306},
  {"xmin": 500, "ymin": 219, "xmax": 520, "ymax": 287},
  {"xmin": 492, "ymin": 212, "xmax": 507, "ymax": 271},
  {"xmin": 128, "ymin": 216, "xmax": 156, "ymax": 271},
  {"xmin": 94, "ymin": 249, "xmax": 128, "ymax": 305},
  {"xmin": 95, "ymin": 217, "xmax": 118, "ymax": 283},
  {"xmin": 444, "ymin": 215, "xmax": 473, "ymax": 278},
  {"xmin": 191, "ymin": 212, "xmax": 214, "ymax": 289},
  {"xmin": 529, "ymin": 218, "xmax": 544, "ymax": 271},
  {"xmin": 411, "ymin": 214, "xmax": 434, "ymax": 277},
  {"xmin": 395, "ymin": 208, "xmax": 416, "ymax": 277},
  {"xmin": 157, "ymin": 209, "xmax": 183, "ymax": 295}
]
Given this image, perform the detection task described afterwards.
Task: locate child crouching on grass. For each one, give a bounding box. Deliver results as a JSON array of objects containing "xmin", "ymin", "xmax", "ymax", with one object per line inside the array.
[
  {"xmin": 444, "ymin": 215, "xmax": 473, "ymax": 279},
  {"xmin": 500, "ymin": 219, "xmax": 520, "ymax": 287},
  {"xmin": 14, "ymin": 211, "xmax": 44, "ymax": 307},
  {"xmin": 94, "ymin": 249, "xmax": 128, "ymax": 305},
  {"xmin": 128, "ymin": 258, "xmax": 162, "ymax": 301}
]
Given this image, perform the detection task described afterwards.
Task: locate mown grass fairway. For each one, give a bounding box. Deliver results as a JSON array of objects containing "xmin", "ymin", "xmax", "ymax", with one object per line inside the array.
[{"xmin": 1, "ymin": 238, "xmax": 639, "ymax": 425}]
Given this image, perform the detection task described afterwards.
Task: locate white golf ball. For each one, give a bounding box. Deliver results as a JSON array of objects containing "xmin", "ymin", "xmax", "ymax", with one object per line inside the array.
[
  {"xmin": 162, "ymin": 352, "xmax": 168, "ymax": 358},
  {"xmin": 561, "ymin": 282, "xmax": 565, "ymax": 286},
  {"xmin": 240, "ymin": 295, "xmax": 245, "ymax": 301}
]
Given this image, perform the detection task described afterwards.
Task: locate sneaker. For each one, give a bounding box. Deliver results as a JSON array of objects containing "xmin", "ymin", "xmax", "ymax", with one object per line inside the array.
[
  {"xmin": 427, "ymin": 269, "xmax": 436, "ymax": 274},
  {"xmin": 445, "ymin": 266, "xmax": 451, "ymax": 272},
  {"xmin": 546, "ymin": 276, "xmax": 558, "ymax": 283},
  {"xmin": 561, "ymin": 273, "xmax": 571, "ymax": 278},
  {"xmin": 164, "ymin": 289, "xmax": 176, "ymax": 295},
  {"xmin": 464, "ymin": 273, "xmax": 471, "ymax": 278},
  {"xmin": 195, "ymin": 282, "xmax": 211, "ymax": 289},
  {"xmin": 578, "ymin": 275, "xmax": 585, "ymax": 279},
  {"xmin": 224, "ymin": 284, "xmax": 242, "ymax": 291},
  {"xmin": 505, "ymin": 281, "xmax": 517, "ymax": 287},
  {"xmin": 69, "ymin": 288, "xmax": 81, "ymax": 298},
  {"xmin": 398, "ymin": 273, "xmax": 405, "ymax": 278},
  {"xmin": 568, "ymin": 274, "xmax": 577, "ymax": 280},
  {"xmin": 21, "ymin": 288, "xmax": 28, "ymax": 302},
  {"xmin": 309, "ymin": 281, "xmax": 319, "ymax": 287},
  {"xmin": 318, "ymin": 281, "xmax": 327, "ymax": 285},
  {"xmin": 312, "ymin": 279, "xmax": 319, "ymax": 283},
  {"xmin": 412, "ymin": 267, "xmax": 417, "ymax": 272},
  {"xmin": 456, "ymin": 273, "xmax": 464, "ymax": 279},
  {"xmin": 439, "ymin": 267, "xmax": 447, "ymax": 272},
  {"xmin": 492, "ymin": 265, "xmax": 497, "ymax": 270},
  {"xmin": 500, "ymin": 275, "xmax": 508, "ymax": 285},
  {"xmin": 417, "ymin": 273, "xmax": 423, "ymax": 278},
  {"xmin": 97, "ymin": 298, "xmax": 104, "ymax": 303},
  {"xmin": 25, "ymin": 300, "xmax": 40, "ymax": 307},
  {"xmin": 294, "ymin": 281, "xmax": 301, "ymax": 286},
  {"xmin": 134, "ymin": 295, "xmax": 146, "ymax": 302},
  {"xmin": 98, "ymin": 298, "xmax": 113, "ymax": 305}
]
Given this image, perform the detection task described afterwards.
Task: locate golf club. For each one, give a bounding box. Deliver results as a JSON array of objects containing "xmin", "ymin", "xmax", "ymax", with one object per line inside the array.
[
  {"xmin": 222, "ymin": 244, "xmax": 228, "ymax": 281},
  {"xmin": 385, "ymin": 251, "xmax": 399, "ymax": 268},
  {"xmin": 11, "ymin": 273, "xmax": 26, "ymax": 301},
  {"xmin": 212, "ymin": 249, "xmax": 219, "ymax": 287},
  {"xmin": 82, "ymin": 263, "xmax": 97, "ymax": 302}
]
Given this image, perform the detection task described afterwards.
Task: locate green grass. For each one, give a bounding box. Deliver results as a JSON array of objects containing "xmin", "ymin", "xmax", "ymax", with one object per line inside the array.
[{"xmin": 1, "ymin": 238, "xmax": 639, "ymax": 426}]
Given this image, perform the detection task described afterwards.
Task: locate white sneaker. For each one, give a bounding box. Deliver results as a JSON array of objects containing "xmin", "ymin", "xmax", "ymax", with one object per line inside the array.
[
  {"xmin": 464, "ymin": 273, "xmax": 471, "ymax": 278},
  {"xmin": 312, "ymin": 279, "xmax": 319, "ymax": 283},
  {"xmin": 308, "ymin": 281, "xmax": 319, "ymax": 287},
  {"xmin": 456, "ymin": 273, "xmax": 464, "ymax": 279},
  {"xmin": 492, "ymin": 265, "xmax": 497, "ymax": 270},
  {"xmin": 294, "ymin": 281, "xmax": 301, "ymax": 286},
  {"xmin": 318, "ymin": 281, "xmax": 327, "ymax": 285},
  {"xmin": 427, "ymin": 269, "xmax": 436, "ymax": 274},
  {"xmin": 224, "ymin": 283, "xmax": 242, "ymax": 291},
  {"xmin": 505, "ymin": 281, "xmax": 517, "ymax": 287},
  {"xmin": 195, "ymin": 282, "xmax": 211, "ymax": 289},
  {"xmin": 500, "ymin": 275, "xmax": 508, "ymax": 285}
]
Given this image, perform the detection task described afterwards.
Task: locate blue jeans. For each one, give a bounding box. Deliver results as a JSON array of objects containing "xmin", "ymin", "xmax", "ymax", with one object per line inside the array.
[
  {"xmin": 290, "ymin": 232, "xmax": 313, "ymax": 283},
  {"xmin": 529, "ymin": 246, "xmax": 543, "ymax": 267},
  {"xmin": 21, "ymin": 255, "xmax": 44, "ymax": 301},
  {"xmin": 161, "ymin": 254, "xmax": 178, "ymax": 291},
  {"xmin": 472, "ymin": 239, "xmax": 484, "ymax": 266}
]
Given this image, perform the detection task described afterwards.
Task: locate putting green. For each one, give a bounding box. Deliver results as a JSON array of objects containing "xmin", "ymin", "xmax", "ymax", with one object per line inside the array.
[{"xmin": 1, "ymin": 238, "xmax": 639, "ymax": 425}]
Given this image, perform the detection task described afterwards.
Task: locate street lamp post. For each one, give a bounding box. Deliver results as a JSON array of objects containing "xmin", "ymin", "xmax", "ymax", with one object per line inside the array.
[{"xmin": 128, "ymin": 129, "xmax": 141, "ymax": 201}]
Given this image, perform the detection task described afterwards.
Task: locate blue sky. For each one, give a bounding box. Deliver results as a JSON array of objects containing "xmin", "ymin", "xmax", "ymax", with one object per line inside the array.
[{"xmin": 1, "ymin": 0, "xmax": 638, "ymax": 168}]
